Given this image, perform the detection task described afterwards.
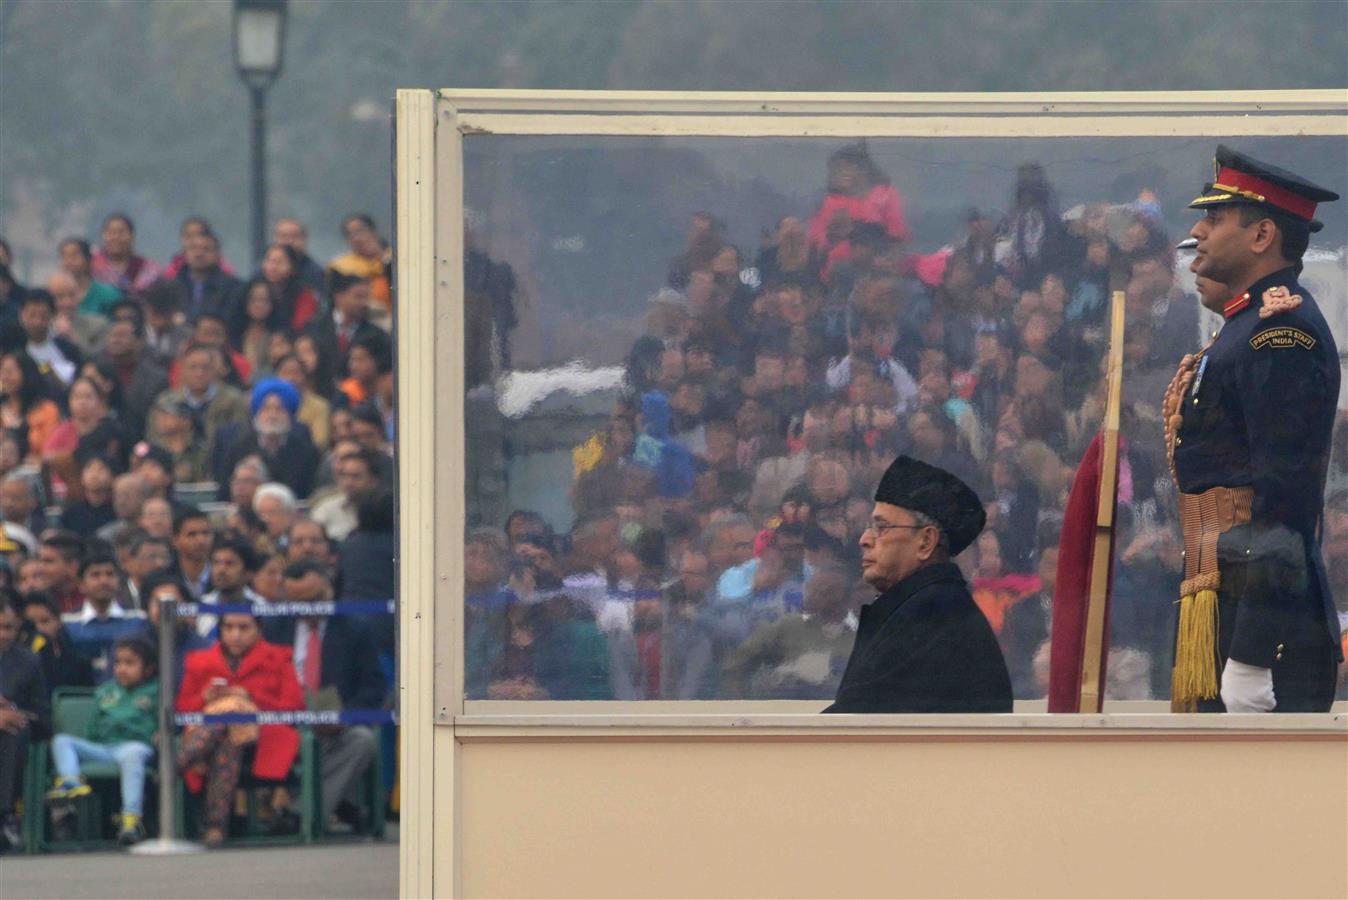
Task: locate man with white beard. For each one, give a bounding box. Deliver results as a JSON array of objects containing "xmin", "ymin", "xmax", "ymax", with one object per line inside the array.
[{"xmin": 217, "ymin": 379, "xmax": 322, "ymax": 502}]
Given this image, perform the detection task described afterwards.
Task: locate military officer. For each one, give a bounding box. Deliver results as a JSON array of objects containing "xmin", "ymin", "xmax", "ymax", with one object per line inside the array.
[
  {"xmin": 824, "ymin": 455, "xmax": 1011, "ymax": 714},
  {"xmin": 1166, "ymin": 146, "xmax": 1341, "ymax": 712}
]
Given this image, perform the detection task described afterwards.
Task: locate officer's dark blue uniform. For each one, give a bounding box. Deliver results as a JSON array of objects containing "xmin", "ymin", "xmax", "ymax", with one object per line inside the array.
[{"xmin": 1170, "ymin": 146, "xmax": 1341, "ymax": 712}]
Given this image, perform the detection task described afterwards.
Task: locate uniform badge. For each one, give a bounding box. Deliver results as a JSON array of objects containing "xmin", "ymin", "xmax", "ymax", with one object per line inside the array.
[
  {"xmin": 1250, "ymin": 327, "xmax": 1315, "ymax": 350},
  {"xmin": 1258, "ymin": 285, "xmax": 1303, "ymax": 319}
]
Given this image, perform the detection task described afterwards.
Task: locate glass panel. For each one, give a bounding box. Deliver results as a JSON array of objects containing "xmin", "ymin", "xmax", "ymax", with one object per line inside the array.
[{"xmin": 460, "ymin": 133, "xmax": 1347, "ymax": 706}]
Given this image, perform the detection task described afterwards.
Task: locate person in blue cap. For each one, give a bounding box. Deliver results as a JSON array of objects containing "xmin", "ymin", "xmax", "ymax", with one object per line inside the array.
[
  {"xmin": 216, "ymin": 377, "xmax": 321, "ymax": 500},
  {"xmin": 1166, "ymin": 145, "xmax": 1341, "ymax": 712},
  {"xmin": 824, "ymin": 455, "xmax": 1011, "ymax": 713}
]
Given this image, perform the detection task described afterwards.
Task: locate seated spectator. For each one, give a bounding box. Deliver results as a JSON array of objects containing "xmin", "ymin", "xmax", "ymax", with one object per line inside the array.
[
  {"xmin": 0, "ymin": 592, "xmax": 51, "ymax": 852},
  {"xmin": 96, "ymin": 304, "xmax": 169, "ymax": 443},
  {"xmin": 230, "ymin": 279, "xmax": 279, "ymax": 378},
  {"xmin": 196, "ymin": 532, "xmax": 263, "ymax": 640},
  {"xmin": 46, "ymin": 633, "xmax": 158, "ymax": 845},
  {"xmin": 175, "ymin": 611, "xmax": 304, "ymax": 848},
  {"xmin": 253, "ymin": 482, "xmax": 297, "ymax": 548},
  {"xmin": 62, "ymin": 548, "xmax": 143, "ymax": 683},
  {"xmin": 171, "ymin": 507, "xmax": 214, "ymax": 598},
  {"xmin": 137, "ymin": 496, "xmax": 174, "ymax": 541},
  {"xmin": 286, "ymin": 518, "xmax": 337, "ymax": 571},
  {"xmin": 19, "ymin": 591, "xmax": 93, "ymax": 691},
  {"xmin": 328, "ymin": 214, "xmax": 393, "ymax": 326},
  {"xmin": 0, "ymin": 349, "xmax": 62, "ymax": 461},
  {"xmin": 91, "ymin": 213, "xmax": 161, "ymax": 296},
  {"xmin": 39, "ymin": 531, "xmax": 86, "ymax": 614},
  {"xmin": 293, "ymin": 332, "xmax": 339, "ymax": 405},
  {"xmin": 165, "ymin": 217, "xmax": 236, "ymax": 280},
  {"xmin": 59, "ymin": 452, "xmax": 118, "ymax": 537},
  {"xmin": 121, "ymin": 531, "xmax": 172, "ymax": 610},
  {"xmin": 226, "ymin": 455, "xmax": 269, "ymax": 513},
  {"xmin": 58, "ymin": 237, "xmax": 122, "ymax": 318},
  {"xmin": 128, "ymin": 443, "xmax": 176, "ymax": 503},
  {"xmin": 16, "ymin": 557, "xmax": 49, "ymax": 594},
  {"xmin": 216, "ymin": 379, "xmax": 321, "ymax": 501},
  {"xmin": 21, "ymin": 288, "xmax": 84, "ymax": 390},
  {"xmin": 150, "ymin": 342, "xmax": 250, "ymax": 454},
  {"xmin": 305, "ymin": 272, "xmax": 381, "ymax": 381},
  {"xmin": 336, "ymin": 330, "xmax": 391, "ymax": 409},
  {"xmin": 264, "ymin": 561, "xmax": 383, "ymax": 830},
  {"xmin": 253, "ymin": 243, "xmax": 319, "ymax": 336},
  {"xmin": 46, "ymin": 271, "xmax": 108, "ymax": 355},
  {"xmin": 349, "ymin": 402, "xmax": 392, "ymax": 459},
  {"xmin": 147, "ymin": 394, "xmax": 213, "ymax": 484},
  {"xmin": 141, "ymin": 279, "xmax": 192, "ymax": 369},
  {"xmin": 807, "ymin": 144, "xmax": 911, "ymax": 281},
  {"xmin": 20, "ymin": 286, "xmax": 83, "ymax": 388},
  {"xmin": 310, "ymin": 447, "xmax": 378, "ymax": 541},
  {"xmin": 175, "ymin": 229, "xmax": 242, "ymax": 327},
  {"xmin": 97, "ymin": 473, "xmax": 150, "ymax": 544},
  {"xmin": 272, "ymin": 218, "xmax": 328, "ymax": 299},
  {"xmin": 273, "ymin": 353, "xmax": 331, "ymax": 452},
  {"xmin": 723, "ymin": 564, "xmax": 857, "ymax": 699},
  {"xmin": 174, "ymin": 313, "xmax": 250, "ymax": 388},
  {"xmin": 42, "ymin": 376, "xmax": 117, "ymax": 486},
  {"xmin": 968, "ymin": 531, "xmax": 1040, "ymax": 637},
  {"xmin": 252, "ymin": 553, "xmax": 285, "ymax": 603},
  {"xmin": 1, "ymin": 470, "xmax": 46, "ymax": 549}
]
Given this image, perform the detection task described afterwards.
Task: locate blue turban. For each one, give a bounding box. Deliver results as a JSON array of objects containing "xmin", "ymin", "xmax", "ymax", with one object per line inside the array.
[{"xmin": 250, "ymin": 378, "xmax": 301, "ymax": 418}]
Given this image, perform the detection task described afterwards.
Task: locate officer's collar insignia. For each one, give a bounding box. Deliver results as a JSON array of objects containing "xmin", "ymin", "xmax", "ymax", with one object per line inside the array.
[
  {"xmin": 1258, "ymin": 285, "xmax": 1302, "ymax": 319},
  {"xmin": 1222, "ymin": 291, "xmax": 1251, "ymax": 319}
]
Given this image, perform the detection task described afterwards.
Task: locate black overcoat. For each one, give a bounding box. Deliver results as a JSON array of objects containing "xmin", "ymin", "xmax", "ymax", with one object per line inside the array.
[{"xmin": 823, "ymin": 562, "xmax": 1012, "ymax": 713}]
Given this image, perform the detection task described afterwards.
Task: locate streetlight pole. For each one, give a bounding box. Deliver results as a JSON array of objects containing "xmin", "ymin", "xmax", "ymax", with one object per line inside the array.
[
  {"xmin": 232, "ymin": 0, "xmax": 288, "ymax": 268},
  {"xmin": 250, "ymin": 84, "xmax": 268, "ymax": 265}
]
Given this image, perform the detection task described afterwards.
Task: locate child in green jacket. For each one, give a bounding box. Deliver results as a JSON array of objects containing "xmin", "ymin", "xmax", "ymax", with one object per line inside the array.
[{"xmin": 47, "ymin": 634, "xmax": 159, "ymax": 845}]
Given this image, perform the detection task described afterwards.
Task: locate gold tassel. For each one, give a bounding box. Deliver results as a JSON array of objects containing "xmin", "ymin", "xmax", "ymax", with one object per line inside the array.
[{"xmin": 1171, "ymin": 589, "xmax": 1220, "ymax": 712}]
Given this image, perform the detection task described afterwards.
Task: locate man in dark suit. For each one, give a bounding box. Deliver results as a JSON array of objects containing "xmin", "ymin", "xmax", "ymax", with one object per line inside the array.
[
  {"xmin": 1169, "ymin": 145, "xmax": 1341, "ymax": 712},
  {"xmin": 175, "ymin": 231, "xmax": 242, "ymax": 326},
  {"xmin": 302, "ymin": 272, "xmax": 381, "ymax": 379},
  {"xmin": 264, "ymin": 560, "xmax": 384, "ymax": 829},
  {"xmin": 824, "ymin": 456, "xmax": 1012, "ymax": 714}
]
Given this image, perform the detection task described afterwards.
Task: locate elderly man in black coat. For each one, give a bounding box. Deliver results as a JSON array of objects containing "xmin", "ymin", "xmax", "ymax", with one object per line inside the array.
[{"xmin": 824, "ymin": 456, "xmax": 1012, "ymax": 713}]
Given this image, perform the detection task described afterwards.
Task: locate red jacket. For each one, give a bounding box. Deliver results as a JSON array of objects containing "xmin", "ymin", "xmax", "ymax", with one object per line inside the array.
[{"xmin": 177, "ymin": 640, "xmax": 305, "ymax": 787}]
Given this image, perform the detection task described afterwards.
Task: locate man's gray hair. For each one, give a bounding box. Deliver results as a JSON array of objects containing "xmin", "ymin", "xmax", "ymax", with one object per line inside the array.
[
  {"xmin": 253, "ymin": 482, "xmax": 297, "ymax": 514},
  {"xmin": 909, "ymin": 509, "xmax": 950, "ymax": 551}
]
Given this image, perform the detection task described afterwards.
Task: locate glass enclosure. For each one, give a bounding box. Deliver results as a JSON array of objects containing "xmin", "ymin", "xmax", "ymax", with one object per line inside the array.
[{"xmin": 457, "ymin": 131, "xmax": 1347, "ymax": 704}]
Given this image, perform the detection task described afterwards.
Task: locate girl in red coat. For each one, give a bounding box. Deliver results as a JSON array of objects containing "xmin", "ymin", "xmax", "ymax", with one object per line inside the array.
[
  {"xmin": 807, "ymin": 142, "xmax": 912, "ymax": 282},
  {"xmin": 175, "ymin": 612, "xmax": 304, "ymax": 847}
]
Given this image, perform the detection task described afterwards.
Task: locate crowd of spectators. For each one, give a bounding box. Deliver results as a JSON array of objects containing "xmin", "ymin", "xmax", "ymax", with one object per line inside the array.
[
  {"xmin": 465, "ymin": 143, "xmax": 1348, "ymax": 707},
  {"xmin": 0, "ymin": 213, "xmax": 396, "ymax": 851}
]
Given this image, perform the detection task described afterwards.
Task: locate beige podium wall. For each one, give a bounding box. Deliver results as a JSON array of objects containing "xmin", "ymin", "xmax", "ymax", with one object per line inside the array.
[
  {"xmin": 450, "ymin": 722, "xmax": 1347, "ymax": 899},
  {"xmin": 395, "ymin": 90, "xmax": 1348, "ymax": 899}
]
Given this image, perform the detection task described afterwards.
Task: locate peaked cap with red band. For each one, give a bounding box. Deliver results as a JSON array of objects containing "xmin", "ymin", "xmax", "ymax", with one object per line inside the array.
[{"xmin": 1188, "ymin": 144, "xmax": 1338, "ymax": 233}]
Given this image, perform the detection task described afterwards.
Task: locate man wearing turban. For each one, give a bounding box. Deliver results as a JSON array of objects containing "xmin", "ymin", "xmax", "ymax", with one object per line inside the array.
[
  {"xmin": 216, "ymin": 378, "xmax": 322, "ymax": 501},
  {"xmin": 824, "ymin": 455, "xmax": 1012, "ymax": 713}
]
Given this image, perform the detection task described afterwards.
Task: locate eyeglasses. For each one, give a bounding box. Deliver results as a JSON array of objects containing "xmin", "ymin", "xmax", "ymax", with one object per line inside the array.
[{"xmin": 864, "ymin": 520, "xmax": 929, "ymax": 537}]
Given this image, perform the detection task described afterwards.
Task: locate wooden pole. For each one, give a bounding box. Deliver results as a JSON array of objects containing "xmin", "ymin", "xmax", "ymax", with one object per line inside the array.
[{"xmin": 1077, "ymin": 290, "xmax": 1126, "ymax": 713}]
